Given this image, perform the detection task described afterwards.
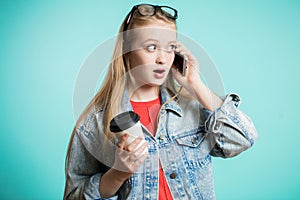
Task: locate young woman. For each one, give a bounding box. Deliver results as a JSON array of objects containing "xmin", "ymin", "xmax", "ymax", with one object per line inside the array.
[{"xmin": 64, "ymin": 4, "xmax": 258, "ymax": 200}]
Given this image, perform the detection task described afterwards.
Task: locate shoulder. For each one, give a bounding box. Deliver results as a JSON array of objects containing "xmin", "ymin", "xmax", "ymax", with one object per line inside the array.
[
  {"xmin": 176, "ymin": 96, "xmax": 207, "ymax": 122},
  {"xmin": 76, "ymin": 104, "xmax": 104, "ymax": 134}
]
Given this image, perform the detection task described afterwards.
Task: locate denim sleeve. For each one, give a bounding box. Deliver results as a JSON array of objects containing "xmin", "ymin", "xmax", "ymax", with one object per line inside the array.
[
  {"xmin": 64, "ymin": 130, "xmax": 118, "ymax": 200},
  {"xmin": 205, "ymin": 93, "xmax": 258, "ymax": 158}
]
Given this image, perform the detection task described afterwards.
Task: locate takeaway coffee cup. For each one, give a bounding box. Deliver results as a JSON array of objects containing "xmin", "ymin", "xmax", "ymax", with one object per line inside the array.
[{"xmin": 110, "ymin": 111, "xmax": 146, "ymax": 148}]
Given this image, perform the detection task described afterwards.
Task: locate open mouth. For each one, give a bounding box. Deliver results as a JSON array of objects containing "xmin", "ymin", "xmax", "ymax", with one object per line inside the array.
[
  {"xmin": 153, "ymin": 68, "xmax": 166, "ymax": 79},
  {"xmin": 153, "ymin": 69, "xmax": 165, "ymax": 74}
]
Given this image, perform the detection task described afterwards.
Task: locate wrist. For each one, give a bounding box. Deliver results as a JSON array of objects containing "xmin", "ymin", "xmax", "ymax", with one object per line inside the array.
[
  {"xmin": 186, "ymin": 78, "xmax": 204, "ymax": 96},
  {"xmin": 108, "ymin": 168, "xmax": 132, "ymax": 183},
  {"xmin": 190, "ymin": 78, "xmax": 204, "ymax": 90},
  {"xmin": 99, "ymin": 168, "xmax": 131, "ymax": 198}
]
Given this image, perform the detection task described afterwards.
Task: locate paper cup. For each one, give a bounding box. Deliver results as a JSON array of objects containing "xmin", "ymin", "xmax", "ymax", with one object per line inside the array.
[{"xmin": 110, "ymin": 111, "xmax": 146, "ymax": 148}]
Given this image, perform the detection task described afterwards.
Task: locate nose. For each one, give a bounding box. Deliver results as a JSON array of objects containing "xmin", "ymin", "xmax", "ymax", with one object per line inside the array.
[{"xmin": 155, "ymin": 49, "xmax": 167, "ymax": 65}]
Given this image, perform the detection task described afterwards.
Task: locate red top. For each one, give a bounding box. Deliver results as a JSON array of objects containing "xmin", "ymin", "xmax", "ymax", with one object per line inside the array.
[{"xmin": 130, "ymin": 97, "xmax": 173, "ymax": 200}]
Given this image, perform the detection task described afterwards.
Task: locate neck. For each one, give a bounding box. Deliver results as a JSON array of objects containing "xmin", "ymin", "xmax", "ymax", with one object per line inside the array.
[{"xmin": 128, "ymin": 84, "xmax": 160, "ymax": 102}]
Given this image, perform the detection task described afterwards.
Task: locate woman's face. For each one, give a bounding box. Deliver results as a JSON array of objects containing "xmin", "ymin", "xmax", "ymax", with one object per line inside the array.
[{"xmin": 126, "ymin": 21, "xmax": 177, "ymax": 87}]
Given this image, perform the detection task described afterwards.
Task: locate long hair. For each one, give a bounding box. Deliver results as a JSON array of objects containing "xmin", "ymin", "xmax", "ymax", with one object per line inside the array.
[{"xmin": 65, "ymin": 7, "xmax": 189, "ymax": 169}]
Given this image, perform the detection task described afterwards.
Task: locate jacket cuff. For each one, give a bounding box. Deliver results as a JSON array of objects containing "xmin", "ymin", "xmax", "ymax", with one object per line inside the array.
[{"xmin": 205, "ymin": 93, "xmax": 258, "ymax": 157}]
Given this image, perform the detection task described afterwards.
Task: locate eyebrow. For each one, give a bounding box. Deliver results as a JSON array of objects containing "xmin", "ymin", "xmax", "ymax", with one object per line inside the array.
[{"xmin": 142, "ymin": 39, "xmax": 177, "ymax": 44}]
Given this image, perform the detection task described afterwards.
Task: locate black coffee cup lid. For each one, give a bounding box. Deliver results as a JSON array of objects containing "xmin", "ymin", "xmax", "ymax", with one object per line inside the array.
[{"xmin": 109, "ymin": 111, "xmax": 140, "ymax": 133}]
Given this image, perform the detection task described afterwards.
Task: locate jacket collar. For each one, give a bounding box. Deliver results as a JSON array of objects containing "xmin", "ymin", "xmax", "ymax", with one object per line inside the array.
[
  {"xmin": 121, "ymin": 86, "xmax": 182, "ymax": 117},
  {"xmin": 160, "ymin": 87, "xmax": 182, "ymax": 117}
]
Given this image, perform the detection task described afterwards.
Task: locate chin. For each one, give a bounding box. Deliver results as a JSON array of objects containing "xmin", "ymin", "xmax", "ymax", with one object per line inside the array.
[
  {"xmin": 148, "ymin": 80, "xmax": 166, "ymax": 86},
  {"xmin": 138, "ymin": 77, "xmax": 167, "ymax": 87}
]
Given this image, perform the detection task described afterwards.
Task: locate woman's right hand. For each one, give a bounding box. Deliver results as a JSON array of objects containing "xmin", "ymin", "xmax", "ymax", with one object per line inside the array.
[
  {"xmin": 112, "ymin": 133, "xmax": 149, "ymax": 181},
  {"xmin": 99, "ymin": 134, "xmax": 148, "ymax": 198}
]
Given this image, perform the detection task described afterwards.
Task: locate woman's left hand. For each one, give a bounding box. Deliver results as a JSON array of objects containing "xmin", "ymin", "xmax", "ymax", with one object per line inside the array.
[
  {"xmin": 171, "ymin": 43, "xmax": 202, "ymax": 95},
  {"xmin": 171, "ymin": 43, "xmax": 223, "ymax": 111}
]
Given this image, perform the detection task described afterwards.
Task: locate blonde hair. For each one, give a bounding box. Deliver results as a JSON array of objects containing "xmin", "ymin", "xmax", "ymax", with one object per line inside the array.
[{"xmin": 65, "ymin": 7, "xmax": 191, "ymax": 163}]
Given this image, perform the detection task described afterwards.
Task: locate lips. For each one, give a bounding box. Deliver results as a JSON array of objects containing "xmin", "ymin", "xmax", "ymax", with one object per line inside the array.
[
  {"xmin": 153, "ymin": 69, "xmax": 165, "ymax": 74},
  {"xmin": 153, "ymin": 68, "xmax": 166, "ymax": 79}
]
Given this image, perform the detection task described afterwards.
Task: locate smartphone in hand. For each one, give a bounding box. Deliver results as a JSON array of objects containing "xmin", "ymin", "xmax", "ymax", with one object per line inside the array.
[{"xmin": 173, "ymin": 52, "xmax": 188, "ymax": 76}]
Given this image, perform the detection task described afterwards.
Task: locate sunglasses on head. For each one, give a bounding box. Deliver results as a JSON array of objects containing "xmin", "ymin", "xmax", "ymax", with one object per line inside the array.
[{"xmin": 123, "ymin": 4, "xmax": 178, "ymax": 31}]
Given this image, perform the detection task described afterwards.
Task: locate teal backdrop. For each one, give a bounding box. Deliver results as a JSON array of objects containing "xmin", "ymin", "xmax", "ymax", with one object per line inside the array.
[{"xmin": 1, "ymin": 0, "xmax": 299, "ymax": 199}]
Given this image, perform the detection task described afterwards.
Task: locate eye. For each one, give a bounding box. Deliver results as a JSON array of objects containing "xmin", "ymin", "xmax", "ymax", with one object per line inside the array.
[
  {"xmin": 167, "ymin": 44, "xmax": 177, "ymax": 52},
  {"xmin": 146, "ymin": 44, "xmax": 157, "ymax": 52}
]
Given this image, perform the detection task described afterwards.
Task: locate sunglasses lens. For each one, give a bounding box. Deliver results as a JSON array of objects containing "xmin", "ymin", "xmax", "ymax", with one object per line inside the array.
[
  {"xmin": 160, "ymin": 7, "xmax": 177, "ymax": 19},
  {"xmin": 138, "ymin": 5, "xmax": 155, "ymax": 15}
]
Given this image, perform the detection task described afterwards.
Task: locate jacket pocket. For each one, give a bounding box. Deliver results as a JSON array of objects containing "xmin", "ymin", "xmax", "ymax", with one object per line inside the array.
[
  {"xmin": 175, "ymin": 127, "xmax": 205, "ymax": 148},
  {"xmin": 174, "ymin": 126, "xmax": 211, "ymax": 169}
]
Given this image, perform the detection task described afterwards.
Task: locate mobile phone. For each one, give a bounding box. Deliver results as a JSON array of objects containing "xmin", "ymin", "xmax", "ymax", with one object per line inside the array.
[{"xmin": 173, "ymin": 52, "xmax": 188, "ymax": 76}]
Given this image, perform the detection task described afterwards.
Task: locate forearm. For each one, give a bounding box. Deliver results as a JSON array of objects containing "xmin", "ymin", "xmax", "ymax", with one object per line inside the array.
[
  {"xmin": 99, "ymin": 168, "xmax": 129, "ymax": 198},
  {"xmin": 191, "ymin": 79, "xmax": 223, "ymax": 111}
]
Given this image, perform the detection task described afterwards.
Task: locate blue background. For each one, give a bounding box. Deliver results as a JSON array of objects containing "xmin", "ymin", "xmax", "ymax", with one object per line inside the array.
[{"xmin": 1, "ymin": 0, "xmax": 299, "ymax": 199}]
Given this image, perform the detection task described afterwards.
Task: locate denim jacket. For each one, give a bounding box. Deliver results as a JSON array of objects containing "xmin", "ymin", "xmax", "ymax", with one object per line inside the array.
[{"xmin": 64, "ymin": 88, "xmax": 258, "ymax": 200}]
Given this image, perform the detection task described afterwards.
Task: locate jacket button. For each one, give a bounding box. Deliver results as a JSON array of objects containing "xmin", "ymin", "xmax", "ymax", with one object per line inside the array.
[
  {"xmin": 214, "ymin": 122, "xmax": 221, "ymax": 131},
  {"xmin": 159, "ymin": 135, "xmax": 165, "ymax": 140},
  {"xmin": 232, "ymin": 95, "xmax": 240, "ymax": 102},
  {"xmin": 170, "ymin": 172, "xmax": 177, "ymax": 179},
  {"xmin": 191, "ymin": 137, "xmax": 197, "ymax": 144}
]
